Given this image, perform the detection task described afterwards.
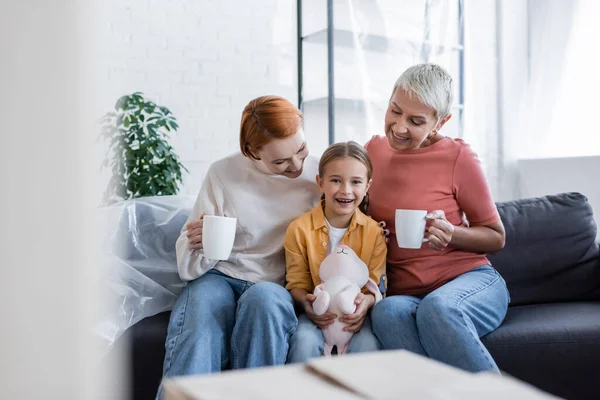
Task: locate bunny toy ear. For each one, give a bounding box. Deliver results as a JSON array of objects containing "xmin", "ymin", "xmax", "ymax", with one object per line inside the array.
[{"xmin": 365, "ymin": 279, "xmax": 383, "ymax": 303}]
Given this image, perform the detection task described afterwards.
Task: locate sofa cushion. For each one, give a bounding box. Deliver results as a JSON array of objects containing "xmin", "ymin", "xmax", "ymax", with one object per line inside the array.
[
  {"xmin": 488, "ymin": 192, "xmax": 600, "ymax": 306},
  {"xmin": 483, "ymin": 302, "xmax": 600, "ymax": 400}
]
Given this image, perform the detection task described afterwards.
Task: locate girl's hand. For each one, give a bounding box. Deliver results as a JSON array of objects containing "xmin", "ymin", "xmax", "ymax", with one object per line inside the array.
[
  {"xmin": 339, "ymin": 293, "xmax": 374, "ymax": 332},
  {"xmin": 425, "ymin": 210, "xmax": 455, "ymax": 251},
  {"xmin": 304, "ymin": 294, "xmax": 336, "ymax": 329},
  {"xmin": 186, "ymin": 213, "xmax": 206, "ymax": 250}
]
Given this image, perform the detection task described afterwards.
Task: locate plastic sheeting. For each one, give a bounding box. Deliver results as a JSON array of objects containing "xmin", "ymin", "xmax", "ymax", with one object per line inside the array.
[{"xmin": 95, "ymin": 195, "xmax": 194, "ymax": 352}]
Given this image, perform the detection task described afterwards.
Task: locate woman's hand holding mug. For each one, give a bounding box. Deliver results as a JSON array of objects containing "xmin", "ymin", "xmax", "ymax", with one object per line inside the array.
[
  {"xmin": 425, "ymin": 210, "xmax": 455, "ymax": 251},
  {"xmin": 186, "ymin": 213, "xmax": 206, "ymax": 250}
]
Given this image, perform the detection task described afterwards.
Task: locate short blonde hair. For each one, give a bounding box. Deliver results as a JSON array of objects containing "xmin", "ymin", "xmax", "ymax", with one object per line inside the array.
[{"xmin": 391, "ymin": 63, "xmax": 453, "ymax": 121}]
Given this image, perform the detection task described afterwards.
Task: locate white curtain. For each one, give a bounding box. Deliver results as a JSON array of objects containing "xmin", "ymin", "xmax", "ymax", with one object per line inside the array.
[
  {"xmin": 301, "ymin": 0, "xmax": 465, "ymax": 156},
  {"xmin": 540, "ymin": 0, "xmax": 600, "ymax": 158},
  {"xmin": 462, "ymin": 0, "xmax": 501, "ymax": 197},
  {"xmin": 496, "ymin": 0, "xmax": 581, "ymax": 200}
]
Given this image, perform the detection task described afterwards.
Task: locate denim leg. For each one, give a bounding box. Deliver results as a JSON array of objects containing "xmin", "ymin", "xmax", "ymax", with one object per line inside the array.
[
  {"xmin": 286, "ymin": 314, "xmax": 324, "ymax": 364},
  {"xmin": 347, "ymin": 316, "xmax": 380, "ymax": 353},
  {"xmin": 417, "ymin": 265, "xmax": 510, "ymax": 373},
  {"xmin": 370, "ymin": 295, "xmax": 427, "ymax": 356},
  {"xmin": 157, "ymin": 271, "xmax": 237, "ymax": 399},
  {"xmin": 231, "ymin": 282, "xmax": 297, "ymax": 369}
]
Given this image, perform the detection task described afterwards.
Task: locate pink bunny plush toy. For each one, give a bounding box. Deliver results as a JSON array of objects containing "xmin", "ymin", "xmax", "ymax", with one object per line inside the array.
[{"xmin": 312, "ymin": 245, "xmax": 383, "ymax": 356}]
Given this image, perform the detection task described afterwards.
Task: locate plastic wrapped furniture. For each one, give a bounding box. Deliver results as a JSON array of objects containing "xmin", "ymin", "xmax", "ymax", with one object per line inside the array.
[{"xmin": 95, "ymin": 195, "xmax": 194, "ymax": 351}]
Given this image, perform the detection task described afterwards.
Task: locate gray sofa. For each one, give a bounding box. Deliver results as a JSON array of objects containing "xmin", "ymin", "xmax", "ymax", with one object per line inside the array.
[
  {"xmin": 483, "ymin": 192, "xmax": 600, "ymax": 399},
  {"xmin": 109, "ymin": 192, "xmax": 600, "ymax": 400}
]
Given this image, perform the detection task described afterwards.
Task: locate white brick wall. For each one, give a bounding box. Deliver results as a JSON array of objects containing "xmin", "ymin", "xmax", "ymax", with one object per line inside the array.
[{"xmin": 99, "ymin": 0, "xmax": 298, "ymax": 195}]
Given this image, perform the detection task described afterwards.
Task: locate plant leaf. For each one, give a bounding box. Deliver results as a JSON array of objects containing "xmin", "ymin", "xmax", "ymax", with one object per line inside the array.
[{"xmin": 115, "ymin": 95, "xmax": 130, "ymax": 111}]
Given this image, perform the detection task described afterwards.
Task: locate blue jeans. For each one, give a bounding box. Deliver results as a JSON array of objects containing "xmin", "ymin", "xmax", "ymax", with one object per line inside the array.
[
  {"xmin": 371, "ymin": 265, "xmax": 510, "ymax": 373},
  {"xmin": 157, "ymin": 269, "xmax": 297, "ymax": 398},
  {"xmin": 286, "ymin": 314, "xmax": 380, "ymax": 363}
]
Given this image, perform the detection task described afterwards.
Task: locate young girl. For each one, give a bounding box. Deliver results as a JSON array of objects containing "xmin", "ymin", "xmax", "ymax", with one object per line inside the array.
[{"xmin": 284, "ymin": 141, "xmax": 387, "ymax": 362}]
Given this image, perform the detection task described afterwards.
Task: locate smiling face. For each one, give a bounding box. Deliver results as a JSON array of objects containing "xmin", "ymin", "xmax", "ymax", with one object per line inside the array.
[
  {"xmin": 255, "ymin": 128, "xmax": 308, "ymax": 179},
  {"xmin": 385, "ymin": 88, "xmax": 451, "ymax": 151},
  {"xmin": 317, "ymin": 157, "xmax": 372, "ymax": 227}
]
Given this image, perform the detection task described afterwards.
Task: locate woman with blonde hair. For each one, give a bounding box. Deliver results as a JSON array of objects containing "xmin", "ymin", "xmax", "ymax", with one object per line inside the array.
[
  {"xmin": 157, "ymin": 95, "xmax": 321, "ymax": 397},
  {"xmin": 367, "ymin": 64, "xmax": 510, "ymax": 372}
]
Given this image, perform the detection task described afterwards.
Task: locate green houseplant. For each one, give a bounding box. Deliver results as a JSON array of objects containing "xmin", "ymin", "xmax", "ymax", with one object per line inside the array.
[{"xmin": 99, "ymin": 92, "xmax": 188, "ymax": 205}]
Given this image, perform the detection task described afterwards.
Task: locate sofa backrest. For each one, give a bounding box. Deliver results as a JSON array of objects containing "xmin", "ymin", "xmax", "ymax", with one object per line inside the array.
[{"xmin": 488, "ymin": 192, "xmax": 600, "ymax": 306}]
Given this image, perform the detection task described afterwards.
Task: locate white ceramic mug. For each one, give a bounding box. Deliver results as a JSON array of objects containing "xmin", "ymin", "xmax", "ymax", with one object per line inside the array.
[
  {"xmin": 202, "ymin": 215, "xmax": 237, "ymax": 260},
  {"xmin": 395, "ymin": 209, "xmax": 430, "ymax": 249}
]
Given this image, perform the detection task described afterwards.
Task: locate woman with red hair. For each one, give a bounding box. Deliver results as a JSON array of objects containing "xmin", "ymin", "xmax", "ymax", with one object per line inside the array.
[{"xmin": 157, "ymin": 95, "xmax": 321, "ymax": 398}]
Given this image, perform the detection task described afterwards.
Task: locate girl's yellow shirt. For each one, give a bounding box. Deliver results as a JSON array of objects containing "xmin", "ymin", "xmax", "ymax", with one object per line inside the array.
[{"xmin": 284, "ymin": 202, "xmax": 387, "ymax": 294}]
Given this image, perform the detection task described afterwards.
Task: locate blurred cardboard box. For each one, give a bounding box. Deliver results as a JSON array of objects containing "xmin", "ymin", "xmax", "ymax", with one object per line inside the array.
[{"xmin": 163, "ymin": 350, "xmax": 561, "ymax": 400}]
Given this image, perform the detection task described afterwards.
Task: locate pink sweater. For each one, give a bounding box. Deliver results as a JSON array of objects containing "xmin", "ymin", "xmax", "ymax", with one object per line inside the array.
[{"xmin": 365, "ymin": 135, "xmax": 500, "ymax": 296}]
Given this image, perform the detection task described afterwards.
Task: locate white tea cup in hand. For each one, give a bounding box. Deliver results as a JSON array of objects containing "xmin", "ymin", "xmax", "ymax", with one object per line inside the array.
[
  {"xmin": 202, "ymin": 215, "xmax": 237, "ymax": 260},
  {"xmin": 395, "ymin": 209, "xmax": 429, "ymax": 249}
]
